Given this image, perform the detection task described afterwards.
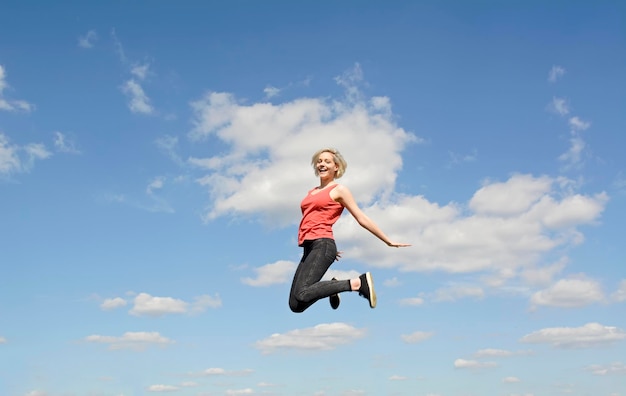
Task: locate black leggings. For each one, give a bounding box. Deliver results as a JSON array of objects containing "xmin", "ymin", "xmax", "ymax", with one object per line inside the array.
[{"xmin": 289, "ymin": 238, "xmax": 352, "ymax": 313}]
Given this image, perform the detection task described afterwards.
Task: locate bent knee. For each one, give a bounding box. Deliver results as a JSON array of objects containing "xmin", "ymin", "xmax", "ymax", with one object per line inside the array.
[{"xmin": 289, "ymin": 297, "xmax": 306, "ymax": 313}]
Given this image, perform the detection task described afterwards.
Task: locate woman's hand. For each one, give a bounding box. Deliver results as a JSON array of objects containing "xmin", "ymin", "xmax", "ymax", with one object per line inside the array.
[
  {"xmin": 335, "ymin": 251, "xmax": 343, "ymax": 261},
  {"xmin": 387, "ymin": 241, "xmax": 411, "ymax": 248}
]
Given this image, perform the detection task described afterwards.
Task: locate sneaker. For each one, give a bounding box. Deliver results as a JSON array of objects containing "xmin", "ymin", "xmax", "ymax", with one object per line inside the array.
[
  {"xmin": 329, "ymin": 278, "xmax": 340, "ymax": 310},
  {"xmin": 358, "ymin": 272, "xmax": 377, "ymax": 308}
]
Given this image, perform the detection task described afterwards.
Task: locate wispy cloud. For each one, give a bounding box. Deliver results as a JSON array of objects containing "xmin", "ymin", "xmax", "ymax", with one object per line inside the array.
[
  {"xmin": 111, "ymin": 31, "xmax": 155, "ymax": 115},
  {"xmin": 547, "ymin": 97, "xmax": 569, "ymax": 116},
  {"xmin": 101, "ymin": 176, "xmax": 176, "ymax": 213},
  {"xmin": 84, "ymin": 331, "xmax": 174, "ymax": 351},
  {"xmin": 255, "ymin": 322, "xmax": 366, "ymax": 354},
  {"xmin": 611, "ymin": 279, "xmax": 626, "ymax": 302},
  {"xmin": 520, "ymin": 322, "xmax": 626, "ymax": 348},
  {"xmin": 156, "ymin": 135, "xmax": 185, "ymax": 166},
  {"xmin": 195, "ymin": 367, "xmax": 254, "ymax": 377},
  {"xmin": 453, "ymin": 359, "xmax": 497, "ymax": 369},
  {"xmin": 146, "ymin": 384, "xmax": 178, "ymax": 392},
  {"xmin": 0, "ymin": 133, "xmax": 51, "ymax": 176},
  {"xmin": 548, "ymin": 65, "xmax": 566, "ymax": 83},
  {"xmin": 401, "ymin": 331, "xmax": 434, "ymax": 344},
  {"xmin": 53, "ymin": 132, "xmax": 81, "ymax": 154},
  {"xmin": 447, "ymin": 148, "xmax": 478, "ymax": 167},
  {"xmin": 264, "ymin": 85, "xmax": 280, "ymax": 98},
  {"xmin": 432, "ymin": 285, "xmax": 485, "ymax": 302},
  {"xmin": 585, "ymin": 361, "xmax": 626, "ymax": 376},
  {"xmin": 100, "ymin": 297, "xmax": 127, "ymax": 310},
  {"xmin": 398, "ymin": 296, "xmax": 425, "ymax": 306},
  {"xmin": 78, "ymin": 29, "xmax": 98, "ymax": 48},
  {"xmin": 474, "ymin": 348, "xmax": 532, "ymax": 358},
  {"xmin": 0, "ymin": 65, "xmax": 34, "ymax": 112},
  {"xmin": 122, "ymin": 79, "xmax": 154, "ymax": 114}
]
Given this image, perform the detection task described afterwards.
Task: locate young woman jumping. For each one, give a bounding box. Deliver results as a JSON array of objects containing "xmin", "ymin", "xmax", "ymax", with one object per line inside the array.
[{"xmin": 288, "ymin": 148, "xmax": 411, "ymax": 313}]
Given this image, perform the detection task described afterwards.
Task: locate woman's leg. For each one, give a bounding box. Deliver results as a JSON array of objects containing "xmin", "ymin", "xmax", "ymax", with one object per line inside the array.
[{"xmin": 289, "ymin": 238, "xmax": 351, "ymax": 313}]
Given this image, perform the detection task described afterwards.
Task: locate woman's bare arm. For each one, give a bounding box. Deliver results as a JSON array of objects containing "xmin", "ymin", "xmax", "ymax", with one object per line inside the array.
[{"xmin": 332, "ymin": 184, "xmax": 411, "ymax": 247}]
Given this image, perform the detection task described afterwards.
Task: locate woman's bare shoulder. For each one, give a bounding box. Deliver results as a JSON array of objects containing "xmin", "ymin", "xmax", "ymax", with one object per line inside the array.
[{"xmin": 330, "ymin": 183, "xmax": 352, "ymax": 200}]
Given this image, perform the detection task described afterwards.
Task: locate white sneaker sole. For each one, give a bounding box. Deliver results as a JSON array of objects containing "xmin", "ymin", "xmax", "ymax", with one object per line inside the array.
[{"xmin": 365, "ymin": 272, "xmax": 377, "ymax": 308}]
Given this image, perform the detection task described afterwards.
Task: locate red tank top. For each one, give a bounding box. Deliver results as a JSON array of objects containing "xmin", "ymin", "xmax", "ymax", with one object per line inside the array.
[{"xmin": 298, "ymin": 184, "xmax": 344, "ymax": 246}]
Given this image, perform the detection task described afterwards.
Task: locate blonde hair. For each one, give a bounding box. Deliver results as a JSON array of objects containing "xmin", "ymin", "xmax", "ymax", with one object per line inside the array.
[{"xmin": 311, "ymin": 148, "xmax": 348, "ymax": 179}]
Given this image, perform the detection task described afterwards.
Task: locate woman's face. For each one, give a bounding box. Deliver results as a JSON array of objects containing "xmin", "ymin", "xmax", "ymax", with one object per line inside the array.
[{"xmin": 316, "ymin": 151, "xmax": 338, "ymax": 178}]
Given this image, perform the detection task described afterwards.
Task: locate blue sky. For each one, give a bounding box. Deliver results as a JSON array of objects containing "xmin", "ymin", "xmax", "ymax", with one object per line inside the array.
[{"xmin": 1, "ymin": 1, "xmax": 625, "ymax": 395}]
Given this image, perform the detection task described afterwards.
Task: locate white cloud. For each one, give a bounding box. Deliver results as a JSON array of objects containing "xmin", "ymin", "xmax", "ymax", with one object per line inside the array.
[
  {"xmin": 502, "ymin": 376, "xmax": 521, "ymax": 383},
  {"xmin": 190, "ymin": 294, "xmax": 223, "ymax": 312},
  {"xmin": 188, "ymin": 72, "xmax": 416, "ymax": 225},
  {"xmin": 389, "ymin": 375, "xmax": 408, "ymax": 381},
  {"xmin": 448, "ymin": 148, "xmax": 478, "ymax": 167},
  {"xmin": 383, "ymin": 277, "xmax": 401, "ymax": 287},
  {"xmin": 184, "ymin": 66, "xmax": 607, "ymax": 292},
  {"xmin": 146, "ymin": 384, "xmax": 178, "ymax": 392},
  {"xmin": 25, "ymin": 391, "xmax": 47, "ymax": 396},
  {"xmin": 399, "ymin": 297, "xmax": 425, "ymax": 306},
  {"xmin": 197, "ymin": 367, "xmax": 254, "ymax": 377},
  {"xmin": 520, "ymin": 257, "xmax": 567, "ymax": 286},
  {"xmin": 129, "ymin": 292, "xmax": 221, "ymax": 316},
  {"xmin": 474, "ymin": 348, "xmax": 514, "ymax": 358},
  {"xmin": 84, "ymin": 331, "xmax": 173, "ymax": 350},
  {"xmin": 0, "ymin": 65, "xmax": 34, "ymax": 112},
  {"xmin": 520, "ymin": 322, "xmax": 626, "ymax": 348},
  {"xmin": 0, "ymin": 133, "xmax": 20, "ymax": 174},
  {"xmin": 131, "ymin": 63, "xmax": 150, "ymax": 80},
  {"xmin": 255, "ymin": 322, "xmax": 366, "ymax": 354},
  {"xmin": 101, "ymin": 297, "xmax": 127, "ymax": 310},
  {"xmin": 585, "ymin": 361, "xmax": 626, "ymax": 376},
  {"xmin": 0, "ymin": 133, "xmax": 51, "ymax": 176},
  {"xmin": 469, "ymin": 174, "xmax": 552, "ymax": 217},
  {"xmin": 156, "ymin": 135, "xmax": 184, "ymax": 166},
  {"xmin": 264, "ymin": 85, "xmax": 280, "ymax": 98},
  {"xmin": 130, "ymin": 293, "xmax": 187, "ymax": 316},
  {"xmin": 225, "ymin": 389, "xmax": 254, "ymax": 396},
  {"xmin": 558, "ymin": 135, "xmax": 586, "ymax": 169},
  {"xmin": 0, "ymin": 336, "xmax": 6, "ymax": 344},
  {"xmin": 332, "ymin": 174, "xmax": 607, "ymax": 277},
  {"xmin": 122, "ymin": 79, "xmax": 153, "ymax": 114},
  {"xmin": 474, "ymin": 348, "xmax": 532, "ymax": 358},
  {"xmin": 453, "ymin": 359, "xmax": 497, "ymax": 369},
  {"xmin": 568, "ymin": 116, "xmax": 590, "ymax": 131},
  {"xmin": 613, "ymin": 171, "xmax": 626, "ymax": 195},
  {"xmin": 401, "ymin": 331, "xmax": 434, "ymax": 344},
  {"xmin": 548, "ymin": 65, "xmax": 566, "ymax": 83},
  {"xmin": 203, "ymin": 367, "xmax": 226, "ymax": 375},
  {"xmin": 432, "ymin": 285, "xmax": 485, "ymax": 302},
  {"xmin": 612, "ymin": 280, "xmax": 626, "ymax": 302},
  {"xmin": 241, "ymin": 260, "xmax": 297, "ymax": 287},
  {"xmin": 78, "ymin": 30, "xmax": 98, "ymax": 48},
  {"xmin": 146, "ymin": 177, "xmax": 165, "ymax": 194},
  {"xmin": 53, "ymin": 132, "xmax": 80, "ymax": 154},
  {"xmin": 530, "ymin": 275, "xmax": 605, "ymax": 308},
  {"xmin": 548, "ymin": 97, "xmax": 569, "ymax": 116}
]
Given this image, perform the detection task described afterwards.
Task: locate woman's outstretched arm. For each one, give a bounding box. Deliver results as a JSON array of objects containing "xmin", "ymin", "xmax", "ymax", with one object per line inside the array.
[{"xmin": 333, "ymin": 184, "xmax": 411, "ymax": 247}]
